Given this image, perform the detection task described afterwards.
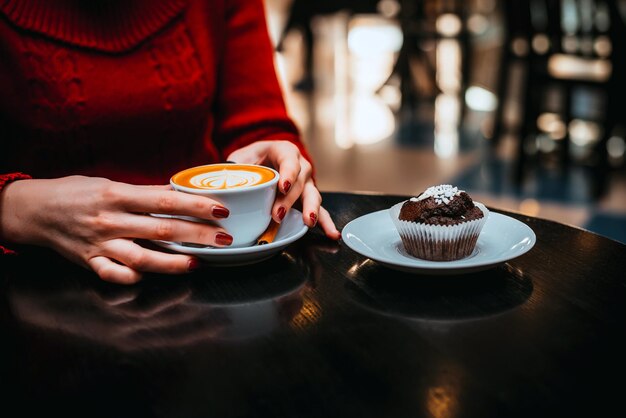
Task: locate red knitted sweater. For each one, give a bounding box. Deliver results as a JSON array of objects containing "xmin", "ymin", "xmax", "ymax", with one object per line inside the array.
[{"xmin": 0, "ymin": 0, "xmax": 308, "ymax": 254}]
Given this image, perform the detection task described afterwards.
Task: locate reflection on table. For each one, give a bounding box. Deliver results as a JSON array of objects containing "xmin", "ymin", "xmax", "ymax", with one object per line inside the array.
[{"xmin": 1, "ymin": 192, "xmax": 625, "ymax": 418}]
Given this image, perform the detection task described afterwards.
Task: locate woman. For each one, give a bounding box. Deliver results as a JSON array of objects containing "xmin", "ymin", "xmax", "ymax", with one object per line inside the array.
[{"xmin": 0, "ymin": 0, "xmax": 340, "ymax": 284}]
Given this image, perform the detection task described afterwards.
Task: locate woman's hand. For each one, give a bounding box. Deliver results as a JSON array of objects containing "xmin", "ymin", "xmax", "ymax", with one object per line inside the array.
[
  {"xmin": 227, "ymin": 140, "xmax": 341, "ymax": 240},
  {"xmin": 0, "ymin": 176, "xmax": 234, "ymax": 284}
]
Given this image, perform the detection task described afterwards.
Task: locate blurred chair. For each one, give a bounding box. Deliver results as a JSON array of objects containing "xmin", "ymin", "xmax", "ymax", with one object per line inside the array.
[
  {"xmin": 493, "ymin": 0, "xmax": 626, "ymax": 198},
  {"xmin": 386, "ymin": 0, "xmax": 472, "ymax": 108}
]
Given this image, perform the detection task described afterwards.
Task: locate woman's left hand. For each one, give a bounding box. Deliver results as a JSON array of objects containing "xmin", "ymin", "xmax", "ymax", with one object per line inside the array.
[{"xmin": 227, "ymin": 140, "xmax": 341, "ymax": 240}]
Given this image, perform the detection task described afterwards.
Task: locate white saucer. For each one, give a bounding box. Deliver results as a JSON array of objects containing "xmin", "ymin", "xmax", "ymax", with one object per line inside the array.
[
  {"xmin": 342, "ymin": 208, "xmax": 536, "ymax": 275},
  {"xmin": 153, "ymin": 209, "xmax": 308, "ymax": 266}
]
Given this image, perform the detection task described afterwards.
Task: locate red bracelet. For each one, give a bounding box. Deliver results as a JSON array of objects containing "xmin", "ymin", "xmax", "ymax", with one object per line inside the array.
[{"xmin": 1, "ymin": 172, "xmax": 32, "ymax": 255}]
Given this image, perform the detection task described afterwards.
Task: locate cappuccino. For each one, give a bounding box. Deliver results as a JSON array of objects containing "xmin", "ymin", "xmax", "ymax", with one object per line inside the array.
[
  {"xmin": 170, "ymin": 163, "xmax": 279, "ymax": 247},
  {"xmin": 171, "ymin": 164, "xmax": 276, "ymax": 191}
]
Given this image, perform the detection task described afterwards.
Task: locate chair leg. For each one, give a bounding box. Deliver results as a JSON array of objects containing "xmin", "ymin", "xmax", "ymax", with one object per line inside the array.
[
  {"xmin": 491, "ymin": 45, "xmax": 513, "ymax": 147},
  {"xmin": 514, "ymin": 61, "xmax": 537, "ymax": 190}
]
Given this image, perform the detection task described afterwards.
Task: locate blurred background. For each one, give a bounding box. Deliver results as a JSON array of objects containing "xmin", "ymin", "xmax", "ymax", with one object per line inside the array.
[{"xmin": 264, "ymin": 0, "xmax": 626, "ymax": 243}]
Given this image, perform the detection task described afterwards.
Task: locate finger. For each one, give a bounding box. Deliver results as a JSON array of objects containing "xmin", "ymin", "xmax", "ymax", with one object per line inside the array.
[
  {"xmin": 271, "ymin": 158, "xmax": 312, "ymax": 223},
  {"xmin": 271, "ymin": 176, "xmax": 304, "ymax": 223},
  {"xmin": 318, "ymin": 207, "xmax": 341, "ymax": 240},
  {"xmin": 87, "ymin": 255, "xmax": 143, "ymax": 285},
  {"xmin": 271, "ymin": 146, "xmax": 302, "ymax": 195},
  {"xmin": 108, "ymin": 184, "xmax": 230, "ymax": 221},
  {"xmin": 300, "ymin": 181, "xmax": 322, "ymax": 228},
  {"xmin": 99, "ymin": 239, "xmax": 202, "ymax": 276},
  {"xmin": 112, "ymin": 213, "xmax": 233, "ymax": 247}
]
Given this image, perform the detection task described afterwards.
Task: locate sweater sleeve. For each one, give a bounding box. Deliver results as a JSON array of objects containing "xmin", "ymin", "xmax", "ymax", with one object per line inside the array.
[
  {"xmin": 212, "ymin": 0, "xmax": 312, "ymax": 164},
  {"xmin": 0, "ymin": 172, "xmax": 32, "ymax": 255}
]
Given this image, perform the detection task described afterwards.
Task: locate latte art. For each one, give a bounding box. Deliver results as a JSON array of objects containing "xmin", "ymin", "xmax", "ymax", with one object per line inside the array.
[
  {"xmin": 171, "ymin": 163, "xmax": 277, "ymax": 191},
  {"xmin": 190, "ymin": 170, "xmax": 264, "ymax": 189}
]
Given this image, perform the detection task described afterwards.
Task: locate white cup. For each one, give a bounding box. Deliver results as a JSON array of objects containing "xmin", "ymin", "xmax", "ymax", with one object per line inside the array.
[{"xmin": 170, "ymin": 163, "xmax": 279, "ymax": 248}]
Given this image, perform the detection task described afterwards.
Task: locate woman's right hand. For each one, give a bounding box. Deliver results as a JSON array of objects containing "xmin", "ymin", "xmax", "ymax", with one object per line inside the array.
[{"xmin": 0, "ymin": 175, "xmax": 233, "ymax": 284}]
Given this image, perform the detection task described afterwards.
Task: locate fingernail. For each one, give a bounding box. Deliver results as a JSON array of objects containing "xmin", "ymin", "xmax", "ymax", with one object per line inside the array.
[
  {"xmin": 283, "ymin": 181, "xmax": 291, "ymax": 194},
  {"xmin": 310, "ymin": 212, "xmax": 317, "ymax": 226},
  {"xmin": 215, "ymin": 232, "xmax": 233, "ymax": 246},
  {"xmin": 188, "ymin": 258, "xmax": 201, "ymax": 271},
  {"xmin": 277, "ymin": 206, "xmax": 286, "ymax": 221},
  {"xmin": 212, "ymin": 205, "xmax": 230, "ymax": 218}
]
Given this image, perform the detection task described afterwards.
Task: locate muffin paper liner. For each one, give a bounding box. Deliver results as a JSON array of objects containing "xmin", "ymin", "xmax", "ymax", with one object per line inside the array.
[{"xmin": 390, "ymin": 201, "xmax": 489, "ymax": 261}]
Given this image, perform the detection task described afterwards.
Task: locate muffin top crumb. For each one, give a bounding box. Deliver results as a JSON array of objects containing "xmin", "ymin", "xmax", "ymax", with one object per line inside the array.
[{"xmin": 398, "ymin": 185, "xmax": 483, "ymax": 226}]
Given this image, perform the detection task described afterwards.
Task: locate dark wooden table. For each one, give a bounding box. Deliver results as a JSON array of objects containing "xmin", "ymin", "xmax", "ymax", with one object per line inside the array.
[{"xmin": 1, "ymin": 192, "xmax": 625, "ymax": 418}]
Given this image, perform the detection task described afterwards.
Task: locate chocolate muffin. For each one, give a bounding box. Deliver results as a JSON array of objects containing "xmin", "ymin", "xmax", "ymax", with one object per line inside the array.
[
  {"xmin": 399, "ymin": 186, "xmax": 484, "ymax": 226},
  {"xmin": 390, "ymin": 185, "xmax": 488, "ymax": 261}
]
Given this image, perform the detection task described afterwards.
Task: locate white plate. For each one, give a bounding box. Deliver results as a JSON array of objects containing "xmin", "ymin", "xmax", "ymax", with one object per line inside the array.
[
  {"xmin": 342, "ymin": 208, "xmax": 536, "ymax": 275},
  {"xmin": 153, "ymin": 209, "xmax": 308, "ymax": 266}
]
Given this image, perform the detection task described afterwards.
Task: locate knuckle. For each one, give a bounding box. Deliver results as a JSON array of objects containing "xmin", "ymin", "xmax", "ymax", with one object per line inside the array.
[
  {"xmin": 192, "ymin": 197, "xmax": 210, "ymax": 211},
  {"xmin": 156, "ymin": 193, "xmax": 178, "ymax": 212},
  {"xmin": 100, "ymin": 181, "xmax": 123, "ymax": 204},
  {"xmin": 90, "ymin": 213, "xmax": 115, "ymax": 233},
  {"xmin": 125, "ymin": 250, "xmax": 148, "ymax": 270},
  {"xmin": 155, "ymin": 219, "xmax": 175, "ymax": 240},
  {"xmin": 196, "ymin": 226, "xmax": 215, "ymax": 245},
  {"xmin": 285, "ymin": 140, "xmax": 299, "ymax": 151},
  {"xmin": 94, "ymin": 264, "xmax": 117, "ymax": 283},
  {"xmin": 277, "ymin": 140, "xmax": 299, "ymax": 156},
  {"xmin": 301, "ymin": 159, "xmax": 312, "ymax": 174}
]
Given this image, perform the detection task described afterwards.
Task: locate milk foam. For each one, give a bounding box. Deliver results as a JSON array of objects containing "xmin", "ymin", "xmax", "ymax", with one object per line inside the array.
[{"xmin": 190, "ymin": 169, "xmax": 264, "ymax": 189}]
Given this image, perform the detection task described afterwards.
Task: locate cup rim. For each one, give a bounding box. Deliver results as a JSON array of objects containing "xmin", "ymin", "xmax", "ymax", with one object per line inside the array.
[{"xmin": 170, "ymin": 163, "xmax": 280, "ymax": 194}]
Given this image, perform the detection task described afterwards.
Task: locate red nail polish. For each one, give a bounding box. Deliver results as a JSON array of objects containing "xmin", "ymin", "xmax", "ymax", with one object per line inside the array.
[
  {"xmin": 283, "ymin": 181, "xmax": 291, "ymax": 194},
  {"xmin": 213, "ymin": 205, "xmax": 230, "ymax": 218},
  {"xmin": 277, "ymin": 207, "xmax": 286, "ymax": 221},
  {"xmin": 188, "ymin": 258, "xmax": 201, "ymax": 271},
  {"xmin": 215, "ymin": 232, "xmax": 233, "ymax": 246},
  {"xmin": 310, "ymin": 212, "xmax": 317, "ymax": 226}
]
